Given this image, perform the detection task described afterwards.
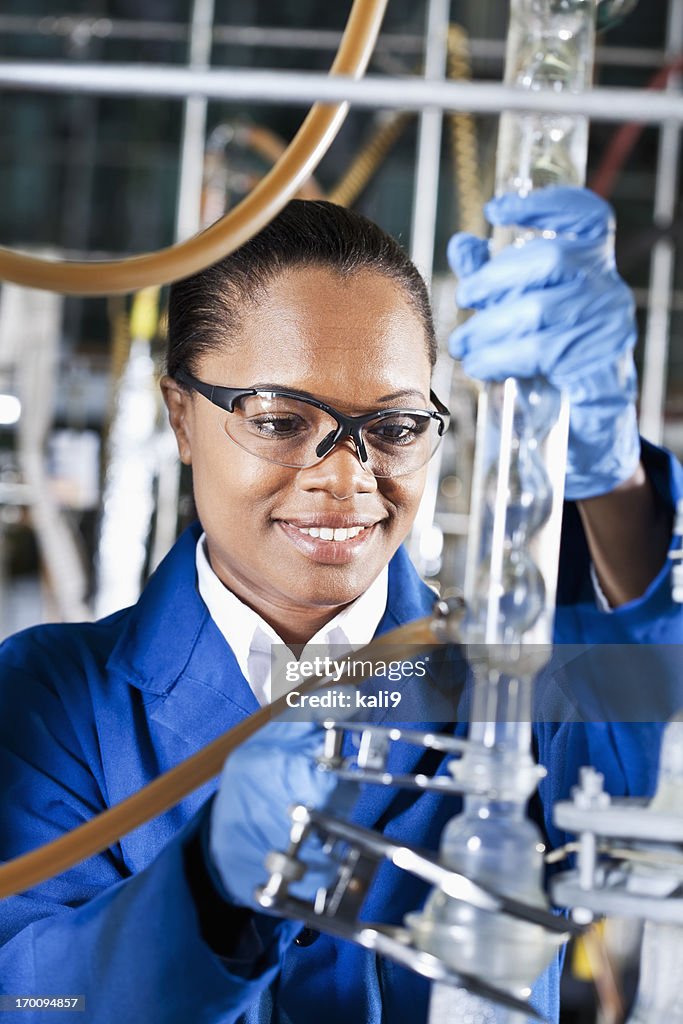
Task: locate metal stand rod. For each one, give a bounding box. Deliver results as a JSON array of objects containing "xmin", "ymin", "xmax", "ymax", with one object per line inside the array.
[
  {"xmin": 1, "ymin": 63, "xmax": 683, "ymax": 122},
  {"xmin": 149, "ymin": 0, "xmax": 216, "ymax": 572},
  {"xmin": 175, "ymin": 0, "xmax": 215, "ymax": 242},
  {"xmin": 0, "ymin": 17, "xmax": 668, "ymax": 69},
  {"xmin": 407, "ymin": 0, "xmax": 451, "ymax": 575},
  {"xmin": 410, "ymin": 0, "xmax": 450, "ymax": 282},
  {"xmin": 638, "ymin": 0, "xmax": 683, "ymax": 445}
]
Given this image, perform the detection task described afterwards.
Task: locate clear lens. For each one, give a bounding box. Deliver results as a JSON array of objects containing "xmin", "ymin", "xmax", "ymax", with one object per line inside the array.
[
  {"xmin": 224, "ymin": 393, "xmax": 338, "ymax": 465},
  {"xmin": 222, "ymin": 392, "xmax": 444, "ymax": 476},
  {"xmin": 362, "ymin": 412, "xmax": 442, "ymax": 477}
]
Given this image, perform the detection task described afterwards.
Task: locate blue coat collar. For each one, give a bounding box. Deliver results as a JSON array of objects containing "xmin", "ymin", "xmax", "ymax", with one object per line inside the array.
[
  {"xmin": 106, "ymin": 522, "xmax": 450, "ymax": 836},
  {"xmin": 107, "ymin": 521, "xmax": 438, "ymax": 697}
]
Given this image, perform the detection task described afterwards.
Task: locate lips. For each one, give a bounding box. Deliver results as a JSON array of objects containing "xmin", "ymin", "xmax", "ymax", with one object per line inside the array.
[{"xmin": 275, "ymin": 515, "xmax": 384, "ymax": 565}]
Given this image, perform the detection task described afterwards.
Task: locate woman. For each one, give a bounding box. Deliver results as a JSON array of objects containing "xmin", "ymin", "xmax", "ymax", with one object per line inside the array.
[{"xmin": 0, "ymin": 189, "xmax": 680, "ymax": 1023}]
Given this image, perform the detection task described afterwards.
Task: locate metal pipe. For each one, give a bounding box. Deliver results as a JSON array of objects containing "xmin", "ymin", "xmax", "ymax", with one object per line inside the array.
[
  {"xmin": 410, "ymin": 0, "xmax": 449, "ymax": 281},
  {"xmin": 638, "ymin": 0, "xmax": 683, "ymax": 445},
  {"xmin": 10, "ymin": 284, "xmax": 90, "ymax": 622},
  {"xmin": 147, "ymin": 0, "xmax": 216, "ymax": 571},
  {"xmin": 1, "ymin": 62, "xmax": 683, "ymax": 122},
  {"xmin": 633, "ymin": 286, "xmax": 683, "ymax": 310},
  {"xmin": 175, "ymin": 0, "xmax": 215, "ymax": 242},
  {"xmin": 0, "ymin": 17, "xmax": 668, "ymax": 68},
  {"xmin": 406, "ymin": 0, "xmax": 450, "ymax": 576},
  {"xmin": 0, "ymin": 16, "xmax": 420, "ymax": 53}
]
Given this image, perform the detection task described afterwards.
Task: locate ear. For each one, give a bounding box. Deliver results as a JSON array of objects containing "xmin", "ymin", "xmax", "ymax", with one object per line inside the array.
[{"xmin": 160, "ymin": 375, "xmax": 194, "ymax": 465}]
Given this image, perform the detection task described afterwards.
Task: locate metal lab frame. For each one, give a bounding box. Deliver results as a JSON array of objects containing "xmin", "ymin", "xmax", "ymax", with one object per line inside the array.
[
  {"xmin": 1, "ymin": 61, "xmax": 683, "ymax": 122},
  {"xmin": 0, "ymin": 0, "xmax": 680, "ymax": 578}
]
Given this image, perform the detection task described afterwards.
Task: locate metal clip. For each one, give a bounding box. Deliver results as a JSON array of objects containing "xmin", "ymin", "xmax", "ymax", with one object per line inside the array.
[{"xmin": 429, "ymin": 593, "xmax": 466, "ymax": 643}]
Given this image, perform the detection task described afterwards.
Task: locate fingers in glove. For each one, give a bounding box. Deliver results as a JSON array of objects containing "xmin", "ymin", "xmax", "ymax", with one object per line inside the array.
[
  {"xmin": 454, "ymin": 319, "xmax": 551, "ymax": 380},
  {"xmin": 449, "ymin": 285, "xmax": 569, "ymax": 371},
  {"xmin": 450, "ymin": 280, "xmax": 636, "ymax": 382},
  {"xmin": 447, "ymin": 232, "xmax": 489, "ymax": 278},
  {"xmin": 238, "ymin": 719, "xmax": 324, "ymax": 752},
  {"xmin": 455, "ymin": 235, "xmax": 608, "ymax": 310},
  {"xmin": 485, "ymin": 186, "xmax": 614, "ymax": 241},
  {"xmin": 219, "ymin": 742, "xmax": 343, "ymax": 848}
]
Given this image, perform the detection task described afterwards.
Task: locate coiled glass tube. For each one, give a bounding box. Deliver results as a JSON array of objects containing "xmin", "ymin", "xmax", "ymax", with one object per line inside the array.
[
  {"xmin": 420, "ymin": 3, "xmax": 598, "ymax": 1021},
  {"xmin": 467, "ymin": 0, "xmax": 597, "ymax": 650},
  {"xmin": 464, "ymin": 378, "xmax": 563, "ymax": 649},
  {"xmin": 498, "ymin": 0, "xmax": 596, "ymax": 199}
]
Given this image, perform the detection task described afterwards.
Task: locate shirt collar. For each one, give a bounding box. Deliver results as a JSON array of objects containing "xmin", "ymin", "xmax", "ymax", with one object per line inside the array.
[
  {"xmin": 195, "ymin": 532, "xmax": 388, "ymax": 705},
  {"xmin": 105, "ymin": 521, "xmax": 437, "ymax": 698}
]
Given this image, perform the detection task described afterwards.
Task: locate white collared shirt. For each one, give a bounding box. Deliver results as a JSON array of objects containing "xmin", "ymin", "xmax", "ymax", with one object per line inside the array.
[{"xmin": 195, "ymin": 533, "xmax": 389, "ymax": 706}]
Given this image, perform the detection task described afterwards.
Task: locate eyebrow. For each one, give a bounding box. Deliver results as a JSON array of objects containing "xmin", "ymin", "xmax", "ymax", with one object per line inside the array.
[
  {"xmin": 376, "ymin": 388, "xmax": 428, "ymax": 404},
  {"xmin": 250, "ymin": 383, "xmax": 429, "ymax": 405}
]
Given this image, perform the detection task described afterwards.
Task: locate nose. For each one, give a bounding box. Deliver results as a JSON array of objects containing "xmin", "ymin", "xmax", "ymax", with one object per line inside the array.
[{"xmin": 298, "ymin": 439, "xmax": 378, "ymax": 499}]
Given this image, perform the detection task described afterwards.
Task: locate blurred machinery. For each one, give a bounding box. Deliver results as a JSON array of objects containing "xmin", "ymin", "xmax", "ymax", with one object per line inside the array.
[{"xmin": 0, "ymin": 279, "xmax": 92, "ymax": 628}]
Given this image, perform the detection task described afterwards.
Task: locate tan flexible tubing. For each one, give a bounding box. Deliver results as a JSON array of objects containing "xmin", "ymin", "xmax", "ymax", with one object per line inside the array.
[
  {"xmin": 446, "ymin": 26, "xmax": 485, "ymax": 237},
  {"xmin": 238, "ymin": 124, "xmax": 325, "ymax": 201},
  {"xmin": 327, "ymin": 23, "xmax": 484, "ymax": 221},
  {"xmin": 0, "ymin": 617, "xmax": 439, "ymax": 900},
  {"xmin": 0, "ymin": 0, "xmax": 388, "ymax": 296},
  {"xmin": 327, "ymin": 111, "xmax": 410, "ymax": 207},
  {"xmin": 580, "ymin": 925, "xmax": 626, "ymax": 1024}
]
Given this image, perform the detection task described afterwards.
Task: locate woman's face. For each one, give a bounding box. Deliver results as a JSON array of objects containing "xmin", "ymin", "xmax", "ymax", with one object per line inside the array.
[{"xmin": 162, "ymin": 266, "xmax": 433, "ymax": 637}]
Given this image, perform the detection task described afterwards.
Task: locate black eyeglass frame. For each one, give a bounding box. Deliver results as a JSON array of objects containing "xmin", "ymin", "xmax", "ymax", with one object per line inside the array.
[{"xmin": 175, "ymin": 368, "xmax": 451, "ymax": 472}]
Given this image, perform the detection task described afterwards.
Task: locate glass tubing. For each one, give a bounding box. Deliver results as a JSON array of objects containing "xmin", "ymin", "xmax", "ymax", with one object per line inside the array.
[{"xmin": 421, "ymin": 3, "xmax": 598, "ymax": 1021}]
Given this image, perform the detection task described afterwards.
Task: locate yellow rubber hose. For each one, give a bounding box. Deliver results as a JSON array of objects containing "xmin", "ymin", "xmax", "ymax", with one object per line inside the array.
[
  {"xmin": 328, "ymin": 111, "xmax": 411, "ymax": 207},
  {"xmin": 446, "ymin": 26, "xmax": 485, "ymax": 237},
  {"xmin": 327, "ymin": 23, "xmax": 483, "ymax": 228},
  {"xmin": 0, "ymin": 616, "xmax": 440, "ymax": 899},
  {"xmin": 0, "ymin": 0, "xmax": 387, "ymax": 295}
]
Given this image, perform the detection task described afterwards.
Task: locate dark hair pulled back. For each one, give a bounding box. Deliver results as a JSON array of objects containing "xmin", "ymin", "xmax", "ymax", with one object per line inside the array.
[{"xmin": 167, "ymin": 199, "xmax": 437, "ymax": 379}]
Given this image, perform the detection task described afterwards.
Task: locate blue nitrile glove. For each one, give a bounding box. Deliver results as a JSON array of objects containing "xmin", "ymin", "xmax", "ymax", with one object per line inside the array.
[
  {"xmin": 209, "ymin": 720, "xmax": 357, "ymax": 910},
  {"xmin": 448, "ymin": 186, "xmax": 641, "ymax": 501}
]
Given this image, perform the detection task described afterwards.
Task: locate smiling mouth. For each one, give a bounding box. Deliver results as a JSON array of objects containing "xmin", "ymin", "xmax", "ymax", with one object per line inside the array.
[
  {"xmin": 286, "ymin": 524, "xmax": 367, "ymax": 542},
  {"xmin": 275, "ymin": 518, "xmax": 382, "ymax": 561}
]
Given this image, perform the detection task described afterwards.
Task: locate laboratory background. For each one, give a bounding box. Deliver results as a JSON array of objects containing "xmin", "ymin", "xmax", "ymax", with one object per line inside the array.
[{"xmin": 0, "ymin": 1, "xmax": 681, "ymax": 1022}]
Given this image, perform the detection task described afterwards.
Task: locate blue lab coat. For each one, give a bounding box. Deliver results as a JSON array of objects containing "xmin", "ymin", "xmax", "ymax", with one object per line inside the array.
[{"xmin": 0, "ymin": 441, "xmax": 682, "ymax": 1023}]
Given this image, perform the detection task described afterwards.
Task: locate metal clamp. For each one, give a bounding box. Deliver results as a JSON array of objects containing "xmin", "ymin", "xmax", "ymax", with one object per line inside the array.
[
  {"xmin": 552, "ymin": 767, "xmax": 683, "ymax": 924},
  {"xmin": 256, "ymin": 805, "xmax": 580, "ymax": 1022},
  {"xmin": 319, "ymin": 720, "xmax": 546, "ymax": 799}
]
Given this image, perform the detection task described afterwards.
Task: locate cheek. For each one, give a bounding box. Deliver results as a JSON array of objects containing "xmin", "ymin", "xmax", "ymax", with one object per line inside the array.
[
  {"xmin": 189, "ymin": 425, "xmax": 289, "ymax": 524},
  {"xmin": 381, "ymin": 468, "xmax": 428, "ymax": 525}
]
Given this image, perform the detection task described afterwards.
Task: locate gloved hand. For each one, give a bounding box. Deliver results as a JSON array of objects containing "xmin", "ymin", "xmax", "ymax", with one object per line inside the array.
[
  {"xmin": 448, "ymin": 186, "xmax": 641, "ymax": 501},
  {"xmin": 209, "ymin": 720, "xmax": 357, "ymax": 910}
]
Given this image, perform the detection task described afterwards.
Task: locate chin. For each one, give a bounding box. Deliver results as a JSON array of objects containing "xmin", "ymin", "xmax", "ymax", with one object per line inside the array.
[{"xmin": 293, "ymin": 563, "xmax": 384, "ymax": 608}]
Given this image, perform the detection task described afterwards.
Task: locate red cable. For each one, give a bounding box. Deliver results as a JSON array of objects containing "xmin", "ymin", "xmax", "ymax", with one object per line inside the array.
[{"xmin": 589, "ymin": 55, "xmax": 683, "ymax": 199}]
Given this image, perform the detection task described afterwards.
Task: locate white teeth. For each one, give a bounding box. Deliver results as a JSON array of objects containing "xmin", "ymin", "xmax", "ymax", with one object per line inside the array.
[{"xmin": 291, "ymin": 524, "xmax": 367, "ymax": 541}]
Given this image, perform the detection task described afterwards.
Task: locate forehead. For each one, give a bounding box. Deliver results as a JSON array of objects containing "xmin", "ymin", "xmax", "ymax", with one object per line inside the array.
[{"xmin": 198, "ymin": 266, "xmax": 432, "ymax": 409}]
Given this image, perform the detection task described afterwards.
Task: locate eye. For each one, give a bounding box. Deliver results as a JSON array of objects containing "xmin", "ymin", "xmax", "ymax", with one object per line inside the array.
[
  {"xmin": 246, "ymin": 413, "xmax": 310, "ymax": 438},
  {"xmin": 368, "ymin": 416, "xmax": 429, "ymax": 447}
]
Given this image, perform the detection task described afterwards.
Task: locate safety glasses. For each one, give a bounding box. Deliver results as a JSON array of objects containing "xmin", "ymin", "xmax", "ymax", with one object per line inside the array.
[{"xmin": 175, "ymin": 369, "xmax": 450, "ymax": 479}]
